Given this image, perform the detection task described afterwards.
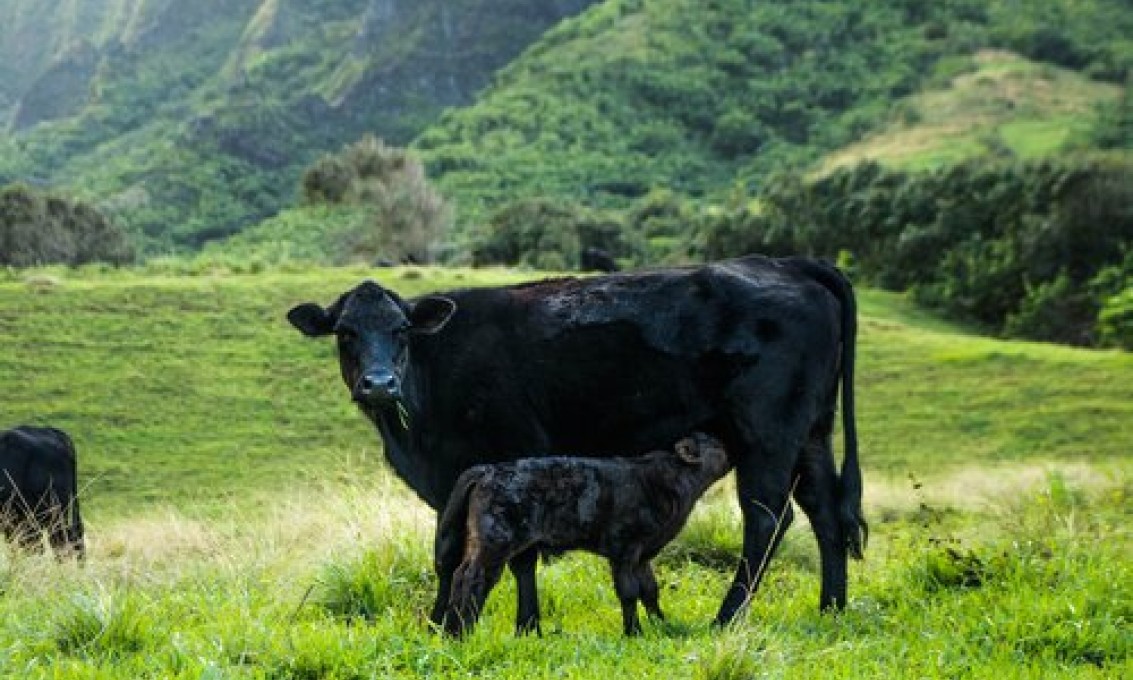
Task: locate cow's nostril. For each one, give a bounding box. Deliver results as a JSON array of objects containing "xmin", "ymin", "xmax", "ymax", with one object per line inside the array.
[{"xmin": 356, "ymin": 372, "xmax": 398, "ymax": 401}]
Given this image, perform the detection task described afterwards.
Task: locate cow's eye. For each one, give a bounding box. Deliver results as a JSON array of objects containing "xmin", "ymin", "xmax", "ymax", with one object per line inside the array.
[{"xmin": 337, "ymin": 329, "xmax": 358, "ymax": 344}]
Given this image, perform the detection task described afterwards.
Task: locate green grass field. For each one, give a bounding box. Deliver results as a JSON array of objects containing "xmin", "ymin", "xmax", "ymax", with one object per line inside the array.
[{"xmin": 0, "ymin": 265, "xmax": 1129, "ymax": 678}]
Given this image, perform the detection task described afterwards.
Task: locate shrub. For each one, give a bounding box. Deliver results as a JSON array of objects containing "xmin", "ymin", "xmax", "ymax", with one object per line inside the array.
[
  {"xmin": 699, "ymin": 156, "xmax": 1133, "ymax": 347},
  {"xmin": 1098, "ymin": 286, "xmax": 1133, "ymax": 349},
  {"xmin": 299, "ymin": 135, "xmax": 451, "ymax": 264},
  {"xmin": 300, "ymin": 156, "xmax": 356, "ymax": 204},
  {"xmin": 1004, "ymin": 273, "xmax": 1099, "ymax": 345},
  {"xmin": 0, "ymin": 184, "xmax": 134, "ymax": 267},
  {"xmin": 473, "ymin": 197, "xmax": 632, "ymax": 269}
]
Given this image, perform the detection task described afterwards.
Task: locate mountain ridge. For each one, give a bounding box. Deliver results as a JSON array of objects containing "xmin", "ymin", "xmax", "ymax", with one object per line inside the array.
[{"xmin": 0, "ymin": 0, "xmax": 598, "ymax": 251}]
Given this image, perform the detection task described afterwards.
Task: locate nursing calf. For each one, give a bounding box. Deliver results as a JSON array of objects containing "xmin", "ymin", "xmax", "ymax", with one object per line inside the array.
[{"xmin": 432, "ymin": 433, "xmax": 730, "ymax": 637}]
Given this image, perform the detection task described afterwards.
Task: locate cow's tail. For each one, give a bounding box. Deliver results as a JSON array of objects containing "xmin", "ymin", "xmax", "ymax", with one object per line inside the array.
[
  {"xmin": 68, "ymin": 478, "xmax": 86, "ymax": 559},
  {"xmin": 795, "ymin": 258, "xmax": 868, "ymax": 559},
  {"xmin": 58, "ymin": 428, "xmax": 86, "ymax": 559}
]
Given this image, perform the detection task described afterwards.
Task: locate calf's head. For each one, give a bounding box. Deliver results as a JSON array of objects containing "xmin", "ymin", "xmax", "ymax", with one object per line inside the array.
[
  {"xmin": 287, "ymin": 281, "xmax": 456, "ymax": 406},
  {"xmin": 672, "ymin": 432, "xmax": 731, "ymax": 486}
]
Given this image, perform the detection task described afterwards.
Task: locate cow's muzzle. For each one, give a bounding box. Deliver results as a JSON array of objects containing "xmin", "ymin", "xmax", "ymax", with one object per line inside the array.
[{"xmin": 353, "ymin": 369, "xmax": 402, "ymax": 403}]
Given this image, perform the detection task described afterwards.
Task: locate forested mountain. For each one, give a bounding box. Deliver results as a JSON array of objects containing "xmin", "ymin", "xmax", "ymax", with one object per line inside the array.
[
  {"xmin": 416, "ymin": 0, "xmax": 1133, "ymax": 225},
  {"xmin": 0, "ymin": 0, "xmax": 598, "ymax": 251},
  {"xmin": 2, "ymin": 0, "xmax": 1131, "ymax": 259}
]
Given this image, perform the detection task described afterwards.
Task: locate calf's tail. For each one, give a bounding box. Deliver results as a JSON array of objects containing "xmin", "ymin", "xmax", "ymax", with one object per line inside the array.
[
  {"xmin": 435, "ymin": 469, "xmax": 481, "ymax": 579},
  {"xmin": 792, "ymin": 258, "xmax": 868, "ymax": 559}
]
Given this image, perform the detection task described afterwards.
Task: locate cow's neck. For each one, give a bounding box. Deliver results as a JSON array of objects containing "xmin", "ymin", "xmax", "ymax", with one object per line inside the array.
[{"xmin": 368, "ymin": 402, "xmax": 436, "ymax": 508}]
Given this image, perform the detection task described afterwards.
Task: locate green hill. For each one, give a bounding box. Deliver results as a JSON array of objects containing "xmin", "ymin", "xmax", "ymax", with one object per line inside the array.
[
  {"xmin": 414, "ymin": 0, "xmax": 1133, "ymax": 232},
  {"xmin": 818, "ymin": 50, "xmax": 1123, "ymax": 173}
]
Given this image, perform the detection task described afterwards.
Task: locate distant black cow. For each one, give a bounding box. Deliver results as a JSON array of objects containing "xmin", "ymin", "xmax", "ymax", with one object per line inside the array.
[
  {"xmin": 580, "ymin": 247, "xmax": 619, "ymax": 273},
  {"xmin": 434, "ymin": 432, "xmax": 731, "ymax": 637},
  {"xmin": 287, "ymin": 254, "xmax": 866, "ymax": 628},
  {"xmin": 0, "ymin": 426, "xmax": 85, "ymax": 558}
]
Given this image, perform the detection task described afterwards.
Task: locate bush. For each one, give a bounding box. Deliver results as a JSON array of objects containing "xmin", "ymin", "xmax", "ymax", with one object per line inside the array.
[
  {"xmin": 299, "ymin": 135, "xmax": 451, "ymax": 264},
  {"xmin": 473, "ymin": 197, "xmax": 632, "ymax": 270},
  {"xmin": 0, "ymin": 184, "xmax": 134, "ymax": 267},
  {"xmin": 699, "ymin": 157, "xmax": 1133, "ymax": 347},
  {"xmin": 1004, "ymin": 273, "xmax": 1099, "ymax": 345},
  {"xmin": 1098, "ymin": 286, "xmax": 1133, "ymax": 349},
  {"xmin": 300, "ymin": 156, "xmax": 356, "ymax": 204}
]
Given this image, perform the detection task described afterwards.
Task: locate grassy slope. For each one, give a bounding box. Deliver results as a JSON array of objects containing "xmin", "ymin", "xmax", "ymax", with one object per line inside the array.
[
  {"xmin": 0, "ymin": 267, "xmax": 1129, "ymax": 677},
  {"xmin": 819, "ymin": 51, "xmax": 1122, "ymax": 173}
]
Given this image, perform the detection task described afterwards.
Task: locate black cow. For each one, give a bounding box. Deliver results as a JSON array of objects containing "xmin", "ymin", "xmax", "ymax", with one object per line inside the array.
[
  {"xmin": 287, "ymin": 254, "xmax": 866, "ymax": 628},
  {"xmin": 0, "ymin": 426, "xmax": 85, "ymax": 558},
  {"xmin": 580, "ymin": 247, "xmax": 619, "ymax": 273},
  {"xmin": 434, "ymin": 432, "xmax": 731, "ymax": 637}
]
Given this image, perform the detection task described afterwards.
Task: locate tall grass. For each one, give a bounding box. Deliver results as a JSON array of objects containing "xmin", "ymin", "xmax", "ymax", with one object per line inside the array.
[{"xmin": 0, "ymin": 470, "xmax": 1126, "ymax": 678}]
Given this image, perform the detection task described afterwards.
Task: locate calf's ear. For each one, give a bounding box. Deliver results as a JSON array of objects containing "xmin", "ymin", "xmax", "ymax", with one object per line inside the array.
[
  {"xmin": 675, "ymin": 438, "xmax": 702, "ymax": 464},
  {"xmin": 287, "ymin": 303, "xmax": 335, "ymax": 337},
  {"xmin": 409, "ymin": 296, "xmax": 457, "ymax": 335}
]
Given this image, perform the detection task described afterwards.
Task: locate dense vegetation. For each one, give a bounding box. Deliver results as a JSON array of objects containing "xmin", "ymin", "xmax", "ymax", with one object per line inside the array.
[
  {"xmin": 297, "ymin": 135, "xmax": 452, "ymax": 264},
  {"xmin": 0, "ymin": 266, "xmax": 1129, "ymax": 677},
  {"xmin": 417, "ymin": 0, "xmax": 1133, "ymax": 226},
  {"xmin": 702, "ymin": 156, "xmax": 1133, "ymax": 348},
  {"xmin": 4, "ymin": 0, "xmax": 1132, "ymax": 256},
  {"xmin": 0, "ymin": 184, "xmax": 133, "ymax": 266}
]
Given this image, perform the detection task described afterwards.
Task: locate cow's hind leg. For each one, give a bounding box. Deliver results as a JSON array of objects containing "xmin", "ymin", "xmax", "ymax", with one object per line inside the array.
[
  {"xmin": 714, "ymin": 415, "xmax": 804, "ymax": 627},
  {"xmin": 794, "ymin": 425, "xmax": 848, "ymax": 611},
  {"xmin": 509, "ymin": 548, "xmax": 541, "ymax": 635}
]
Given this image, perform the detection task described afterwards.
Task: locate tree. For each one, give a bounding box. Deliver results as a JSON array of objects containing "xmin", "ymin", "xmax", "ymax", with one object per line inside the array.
[{"xmin": 0, "ymin": 184, "xmax": 133, "ymax": 266}]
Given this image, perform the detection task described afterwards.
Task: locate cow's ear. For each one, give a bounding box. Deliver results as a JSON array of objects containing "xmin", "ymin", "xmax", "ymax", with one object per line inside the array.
[
  {"xmin": 409, "ymin": 296, "xmax": 457, "ymax": 335},
  {"xmin": 675, "ymin": 438, "xmax": 701, "ymax": 464},
  {"xmin": 287, "ymin": 303, "xmax": 335, "ymax": 337}
]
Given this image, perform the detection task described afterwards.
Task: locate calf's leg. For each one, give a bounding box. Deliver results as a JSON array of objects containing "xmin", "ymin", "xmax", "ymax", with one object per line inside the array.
[
  {"xmin": 430, "ymin": 513, "xmax": 466, "ymax": 629},
  {"xmin": 610, "ymin": 561, "xmax": 643, "ymax": 636},
  {"xmin": 636, "ymin": 562, "xmax": 664, "ymax": 622},
  {"xmin": 509, "ymin": 548, "xmax": 541, "ymax": 635},
  {"xmin": 446, "ymin": 548, "xmax": 507, "ymax": 638}
]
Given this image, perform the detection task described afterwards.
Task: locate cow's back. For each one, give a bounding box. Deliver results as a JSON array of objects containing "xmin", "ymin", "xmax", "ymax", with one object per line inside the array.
[
  {"xmin": 410, "ymin": 258, "xmax": 843, "ymax": 465},
  {"xmin": 0, "ymin": 426, "xmax": 76, "ymax": 499}
]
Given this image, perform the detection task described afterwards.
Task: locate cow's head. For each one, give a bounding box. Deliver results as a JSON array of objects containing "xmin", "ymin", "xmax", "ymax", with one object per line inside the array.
[{"xmin": 287, "ymin": 281, "xmax": 456, "ymax": 407}]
